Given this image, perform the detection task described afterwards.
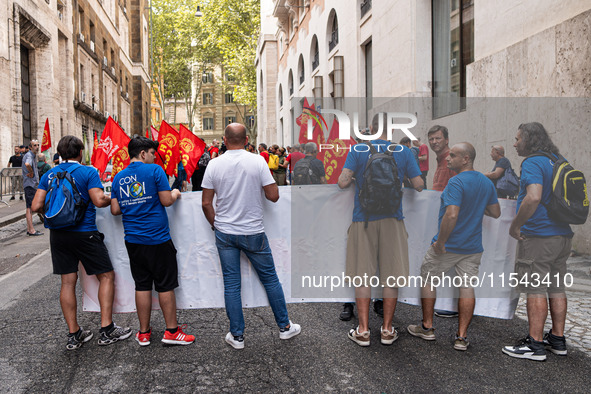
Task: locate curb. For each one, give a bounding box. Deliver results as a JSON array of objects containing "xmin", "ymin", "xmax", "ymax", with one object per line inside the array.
[{"xmin": 0, "ymin": 212, "xmax": 26, "ymax": 228}]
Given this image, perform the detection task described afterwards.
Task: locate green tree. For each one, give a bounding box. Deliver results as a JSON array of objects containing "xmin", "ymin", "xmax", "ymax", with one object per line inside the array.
[
  {"xmin": 151, "ymin": 0, "xmax": 220, "ymax": 130},
  {"xmin": 201, "ymin": 0, "xmax": 260, "ymax": 140}
]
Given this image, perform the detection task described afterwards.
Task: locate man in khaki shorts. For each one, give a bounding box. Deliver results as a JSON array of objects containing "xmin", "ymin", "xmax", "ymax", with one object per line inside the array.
[
  {"xmin": 338, "ymin": 114, "xmax": 424, "ymax": 346},
  {"xmin": 407, "ymin": 143, "xmax": 500, "ymax": 351},
  {"xmin": 502, "ymin": 122, "xmax": 575, "ymax": 361}
]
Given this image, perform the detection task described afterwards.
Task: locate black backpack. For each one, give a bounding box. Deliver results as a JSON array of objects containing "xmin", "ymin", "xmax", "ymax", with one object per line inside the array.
[
  {"xmin": 358, "ymin": 142, "xmax": 403, "ymax": 227},
  {"xmin": 198, "ymin": 150, "xmax": 211, "ymax": 168},
  {"xmin": 293, "ymin": 157, "xmax": 321, "ymax": 185},
  {"xmin": 524, "ymin": 152, "xmax": 589, "ymax": 224}
]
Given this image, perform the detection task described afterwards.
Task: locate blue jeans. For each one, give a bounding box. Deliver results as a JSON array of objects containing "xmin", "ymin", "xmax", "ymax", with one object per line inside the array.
[{"xmin": 215, "ymin": 230, "xmax": 290, "ymax": 336}]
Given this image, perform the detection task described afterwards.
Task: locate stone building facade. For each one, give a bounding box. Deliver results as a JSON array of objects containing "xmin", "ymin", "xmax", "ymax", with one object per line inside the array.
[
  {"xmin": 160, "ymin": 64, "xmax": 254, "ymax": 145},
  {"xmin": 257, "ymin": 0, "xmax": 591, "ymax": 252},
  {"xmin": 0, "ymin": 0, "xmax": 150, "ymax": 165}
]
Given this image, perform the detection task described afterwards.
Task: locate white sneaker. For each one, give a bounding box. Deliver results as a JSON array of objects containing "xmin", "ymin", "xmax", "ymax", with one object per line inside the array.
[
  {"xmin": 225, "ymin": 332, "xmax": 244, "ymax": 349},
  {"xmin": 279, "ymin": 321, "xmax": 301, "ymax": 340}
]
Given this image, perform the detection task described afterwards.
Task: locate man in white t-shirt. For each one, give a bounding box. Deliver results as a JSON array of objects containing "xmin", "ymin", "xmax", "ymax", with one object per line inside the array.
[{"xmin": 201, "ymin": 123, "xmax": 301, "ymax": 350}]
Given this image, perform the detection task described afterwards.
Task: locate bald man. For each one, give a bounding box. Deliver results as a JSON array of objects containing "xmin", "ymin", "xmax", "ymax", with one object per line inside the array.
[
  {"xmin": 201, "ymin": 123, "xmax": 301, "ymax": 349},
  {"xmin": 484, "ymin": 145, "xmax": 515, "ymax": 198},
  {"xmin": 408, "ymin": 143, "xmax": 501, "ymax": 351}
]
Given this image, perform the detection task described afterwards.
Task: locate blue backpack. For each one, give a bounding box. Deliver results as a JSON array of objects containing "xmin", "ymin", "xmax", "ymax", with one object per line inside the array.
[{"xmin": 44, "ymin": 164, "xmax": 88, "ymax": 229}]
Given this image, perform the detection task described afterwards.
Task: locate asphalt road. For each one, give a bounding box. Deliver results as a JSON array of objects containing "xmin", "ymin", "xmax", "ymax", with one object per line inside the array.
[{"xmin": 1, "ymin": 232, "xmax": 590, "ymax": 393}]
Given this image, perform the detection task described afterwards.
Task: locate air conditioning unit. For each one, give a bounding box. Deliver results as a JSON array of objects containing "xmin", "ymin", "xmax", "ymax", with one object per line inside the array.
[
  {"xmin": 79, "ymin": 33, "xmax": 84, "ymax": 43},
  {"xmin": 111, "ymin": 67, "xmax": 115, "ymax": 75},
  {"xmin": 120, "ymin": 85, "xmax": 123, "ymax": 92},
  {"xmin": 58, "ymin": 12, "xmax": 63, "ymax": 21},
  {"xmin": 103, "ymin": 56, "xmax": 108, "ymax": 66},
  {"xmin": 92, "ymin": 103, "xmax": 99, "ymax": 112},
  {"xmin": 105, "ymin": 111, "xmax": 110, "ymax": 119},
  {"xmin": 113, "ymin": 114, "xmax": 118, "ymax": 122},
  {"xmin": 81, "ymin": 92, "xmax": 86, "ymax": 102},
  {"xmin": 90, "ymin": 41, "xmax": 95, "ymax": 52},
  {"xmin": 125, "ymin": 92, "xmax": 129, "ymax": 99},
  {"xmin": 123, "ymin": 7, "xmax": 127, "ymax": 14}
]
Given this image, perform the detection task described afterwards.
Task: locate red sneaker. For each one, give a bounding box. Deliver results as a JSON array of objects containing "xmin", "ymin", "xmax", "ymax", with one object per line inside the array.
[
  {"xmin": 161, "ymin": 324, "xmax": 195, "ymax": 345},
  {"xmin": 135, "ymin": 329, "xmax": 151, "ymax": 346}
]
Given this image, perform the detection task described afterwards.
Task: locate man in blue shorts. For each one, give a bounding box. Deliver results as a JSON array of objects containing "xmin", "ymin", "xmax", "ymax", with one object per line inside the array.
[
  {"xmin": 111, "ymin": 136, "xmax": 195, "ymax": 346},
  {"xmin": 407, "ymin": 142, "xmax": 500, "ymax": 351},
  {"xmin": 32, "ymin": 136, "xmax": 132, "ymax": 350}
]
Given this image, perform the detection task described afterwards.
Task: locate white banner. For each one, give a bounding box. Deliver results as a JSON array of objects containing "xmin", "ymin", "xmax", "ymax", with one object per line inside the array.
[{"xmin": 82, "ymin": 186, "xmax": 519, "ymax": 319}]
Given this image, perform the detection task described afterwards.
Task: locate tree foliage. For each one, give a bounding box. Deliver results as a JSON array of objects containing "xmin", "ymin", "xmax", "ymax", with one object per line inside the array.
[
  {"xmin": 151, "ymin": 0, "xmax": 220, "ymax": 129},
  {"xmin": 201, "ymin": 0, "xmax": 260, "ymax": 137}
]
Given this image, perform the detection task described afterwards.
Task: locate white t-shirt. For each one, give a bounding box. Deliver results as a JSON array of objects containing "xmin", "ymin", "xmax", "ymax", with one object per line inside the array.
[{"xmin": 201, "ymin": 149, "xmax": 275, "ymax": 235}]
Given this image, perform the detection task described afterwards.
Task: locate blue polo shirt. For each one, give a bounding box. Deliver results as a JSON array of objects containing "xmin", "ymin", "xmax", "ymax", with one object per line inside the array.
[
  {"xmin": 517, "ymin": 153, "xmax": 573, "ymax": 237},
  {"xmin": 111, "ymin": 162, "xmax": 172, "ymax": 245},
  {"xmin": 432, "ymin": 171, "xmax": 498, "ymax": 254},
  {"xmin": 343, "ymin": 140, "xmax": 421, "ymax": 222},
  {"xmin": 38, "ymin": 162, "xmax": 103, "ymax": 232}
]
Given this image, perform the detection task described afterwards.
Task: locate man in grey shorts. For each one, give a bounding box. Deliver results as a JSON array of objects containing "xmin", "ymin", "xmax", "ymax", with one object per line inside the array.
[
  {"xmin": 408, "ymin": 143, "xmax": 500, "ymax": 351},
  {"xmin": 502, "ymin": 122, "xmax": 575, "ymax": 361}
]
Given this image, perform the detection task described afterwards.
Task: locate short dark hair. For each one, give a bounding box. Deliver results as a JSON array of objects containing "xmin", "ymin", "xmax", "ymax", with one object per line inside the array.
[
  {"xmin": 259, "ymin": 143, "xmax": 267, "ymax": 150},
  {"xmin": 371, "ymin": 113, "xmax": 386, "ymax": 134},
  {"xmin": 128, "ymin": 136, "xmax": 158, "ymax": 159},
  {"xmin": 428, "ymin": 125, "xmax": 448, "ymax": 140},
  {"xmin": 57, "ymin": 136, "xmax": 85, "ymax": 160},
  {"xmin": 518, "ymin": 122, "xmax": 559, "ymax": 155},
  {"xmin": 399, "ymin": 136, "xmax": 411, "ymax": 145}
]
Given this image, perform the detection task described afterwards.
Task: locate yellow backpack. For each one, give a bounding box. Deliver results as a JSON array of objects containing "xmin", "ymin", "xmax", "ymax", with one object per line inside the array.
[{"xmin": 268, "ymin": 154, "xmax": 279, "ymax": 171}]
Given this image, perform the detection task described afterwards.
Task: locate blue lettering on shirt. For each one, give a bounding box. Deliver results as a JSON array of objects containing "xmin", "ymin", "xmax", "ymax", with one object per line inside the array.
[{"xmin": 112, "ymin": 162, "xmax": 172, "ymax": 245}]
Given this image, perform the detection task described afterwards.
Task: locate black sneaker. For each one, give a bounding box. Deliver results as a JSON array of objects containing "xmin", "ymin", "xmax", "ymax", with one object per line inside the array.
[
  {"xmin": 502, "ymin": 336, "xmax": 547, "ymax": 361},
  {"xmin": 543, "ymin": 330, "xmax": 567, "ymax": 356},
  {"xmin": 98, "ymin": 323, "xmax": 132, "ymax": 345},
  {"xmin": 66, "ymin": 328, "xmax": 93, "ymax": 350},
  {"xmin": 373, "ymin": 299, "xmax": 383, "ymax": 317},
  {"xmin": 340, "ymin": 303, "xmax": 354, "ymax": 321}
]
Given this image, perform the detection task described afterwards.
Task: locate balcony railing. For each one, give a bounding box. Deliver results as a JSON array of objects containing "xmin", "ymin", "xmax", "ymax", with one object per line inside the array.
[{"xmin": 361, "ymin": 0, "xmax": 372, "ymax": 18}]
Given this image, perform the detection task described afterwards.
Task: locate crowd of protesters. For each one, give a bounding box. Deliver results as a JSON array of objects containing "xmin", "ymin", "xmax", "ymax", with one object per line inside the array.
[{"xmin": 22, "ymin": 118, "xmax": 585, "ymax": 363}]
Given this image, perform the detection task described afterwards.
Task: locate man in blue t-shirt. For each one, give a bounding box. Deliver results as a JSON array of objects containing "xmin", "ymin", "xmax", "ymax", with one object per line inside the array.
[
  {"xmin": 502, "ymin": 122, "xmax": 574, "ymax": 362},
  {"xmin": 31, "ymin": 135, "xmax": 131, "ymax": 350},
  {"xmin": 111, "ymin": 136, "xmax": 194, "ymax": 347},
  {"xmin": 338, "ymin": 113, "xmax": 424, "ymax": 347},
  {"xmin": 407, "ymin": 142, "xmax": 500, "ymax": 351}
]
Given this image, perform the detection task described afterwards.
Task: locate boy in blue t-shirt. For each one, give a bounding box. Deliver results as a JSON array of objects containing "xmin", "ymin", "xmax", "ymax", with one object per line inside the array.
[
  {"xmin": 32, "ymin": 135, "xmax": 132, "ymax": 350},
  {"xmin": 111, "ymin": 136, "xmax": 194, "ymax": 346},
  {"xmin": 407, "ymin": 142, "xmax": 500, "ymax": 351}
]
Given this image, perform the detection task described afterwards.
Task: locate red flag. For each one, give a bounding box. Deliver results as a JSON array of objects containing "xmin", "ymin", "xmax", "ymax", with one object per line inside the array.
[
  {"xmin": 179, "ymin": 124, "xmax": 206, "ymax": 179},
  {"xmin": 151, "ymin": 126, "xmax": 159, "ymax": 141},
  {"xmin": 111, "ymin": 147, "xmax": 130, "ymax": 177},
  {"xmin": 90, "ymin": 131, "xmax": 99, "ymax": 164},
  {"xmin": 145, "ymin": 127, "xmax": 150, "ymax": 139},
  {"xmin": 297, "ymin": 99, "xmax": 326, "ymax": 146},
  {"xmin": 157, "ymin": 120, "xmax": 180, "ymax": 176},
  {"xmin": 322, "ymin": 119, "xmax": 356, "ymax": 184},
  {"xmin": 92, "ymin": 116, "xmax": 131, "ymax": 175},
  {"xmin": 41, "ymin": 118, "xmax": 52, "ymax": 151}
]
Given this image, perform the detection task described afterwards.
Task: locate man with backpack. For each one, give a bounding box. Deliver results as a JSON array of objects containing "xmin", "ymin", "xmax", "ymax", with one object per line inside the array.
[
  {"xmin": 31, "ymin": 135, "xmax": 132, "ymax": 350},
  {"xmin": 484, "ymin": 145, "xmax": 519, "ymax": 198},
  {"xmin": 292, "ymin": 142, "xmax": 326, "ymax": 185},
  {"xmin": 110, "ymin": 136, "xmax": 195, "ymax": 347},
  {"xmin": 338, "ymin": 113, "xmax": 423, "ymax": 346},
  {"xmin": 503, "ymin": 122, "xmax": 588, "ymax": 361},
  {"xmin": 191, "ymin": 149, "xmax": 211, "ymax": 191}
]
